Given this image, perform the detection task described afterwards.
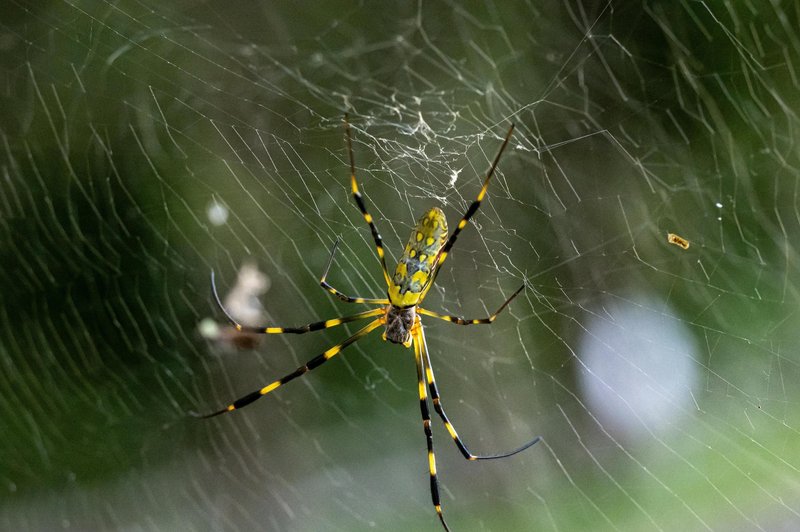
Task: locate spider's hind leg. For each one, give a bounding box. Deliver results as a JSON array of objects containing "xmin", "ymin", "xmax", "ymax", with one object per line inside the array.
[{"xmin": 344, "ymin": 114, "xmax": 393, "ymax": 289}]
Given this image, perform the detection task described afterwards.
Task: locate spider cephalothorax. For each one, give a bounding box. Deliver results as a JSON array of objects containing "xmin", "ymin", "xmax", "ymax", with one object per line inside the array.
[
  {"xmin": 383, "ymin": 305, "xmax": 416, "ymax": 345},
  {"xmin": 205, "ymin": 116, "xmax": 539, "ymax": 532}
]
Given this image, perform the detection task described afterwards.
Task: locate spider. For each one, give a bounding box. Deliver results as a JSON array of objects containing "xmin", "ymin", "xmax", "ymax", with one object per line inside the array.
[{"xmin": 204, "ymin": 115, "xmax": 541, "ymax": 531}]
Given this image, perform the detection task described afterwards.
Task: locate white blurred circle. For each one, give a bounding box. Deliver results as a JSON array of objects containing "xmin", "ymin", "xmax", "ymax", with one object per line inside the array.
[
  {"xmin": 577, "ymin": 298, "xmax": 699, "ymax": 439},
  {"xmin": 207, "ymin": 199, "xmax": 229, "ymax": 226}
]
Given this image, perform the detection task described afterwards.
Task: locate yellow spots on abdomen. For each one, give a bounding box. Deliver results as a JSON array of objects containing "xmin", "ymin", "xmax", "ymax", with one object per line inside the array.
[{"xmin": 389, "ymin": 207, "xmax": 449, "ymax": 307}]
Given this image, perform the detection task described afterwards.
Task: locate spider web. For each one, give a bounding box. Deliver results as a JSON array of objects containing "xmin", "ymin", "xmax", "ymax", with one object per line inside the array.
[{"xmin": 2, "ymin": 1, "xmax": 799, "ymax": 530}]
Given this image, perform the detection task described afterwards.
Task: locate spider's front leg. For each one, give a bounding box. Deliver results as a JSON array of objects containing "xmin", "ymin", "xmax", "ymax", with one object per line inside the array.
[
  {"xmin": 411, "ymin": 320, "xmax": 451, "ymax": 532},
  {"xmin": 416, "ymin": 322, "xmax": 541, "ymax": 461},
  {"xmin": 201, "ymin": 317, "xmax": 384, "ymax": 418}
]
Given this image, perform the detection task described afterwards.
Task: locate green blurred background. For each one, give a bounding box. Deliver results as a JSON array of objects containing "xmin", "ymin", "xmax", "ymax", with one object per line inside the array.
[{"xmin": 2, "ymin": 1, "xmax": 799, "ymax": 530}]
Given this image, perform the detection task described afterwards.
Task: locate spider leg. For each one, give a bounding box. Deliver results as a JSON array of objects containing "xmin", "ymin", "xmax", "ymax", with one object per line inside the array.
[
  {"xmin": 429, "ymin": 124, "xmax": 515, "ymax": 280},
  {"xmin": 417, "ymin": 320, "xmax": 541, "ymax": 461},
  {"xmin": 211, "ymin": 270, "xmax": 385, "ymax": 333},
  {"xmin": 202, "ymin": 318, "xmax": 384, "ymax": 418},
  {"xmin": 319, "ymin": 239, "xmax": 389, "ymax": 305},
  {"xmin": 411, "ymin": 320, "xmax": 450, "ymax": 532},
  {"xmin": 344, "ymin": 114, "xmax": 393, "ymax": 289},
  {"xmin": 418, "ymin": 283, "xmax": 525, "ymax": 325}
]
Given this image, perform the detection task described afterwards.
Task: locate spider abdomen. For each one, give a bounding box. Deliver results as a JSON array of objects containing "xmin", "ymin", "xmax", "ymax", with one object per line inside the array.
[{"xmin": 388, "ymin": 207, "xmax": 448, "ymax": 308}]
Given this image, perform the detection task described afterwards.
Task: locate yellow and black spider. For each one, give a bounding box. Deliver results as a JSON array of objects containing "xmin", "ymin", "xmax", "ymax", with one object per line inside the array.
[{"xmin": 205, "ymin": 116, "xmax": 540, "ymax": 531}]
